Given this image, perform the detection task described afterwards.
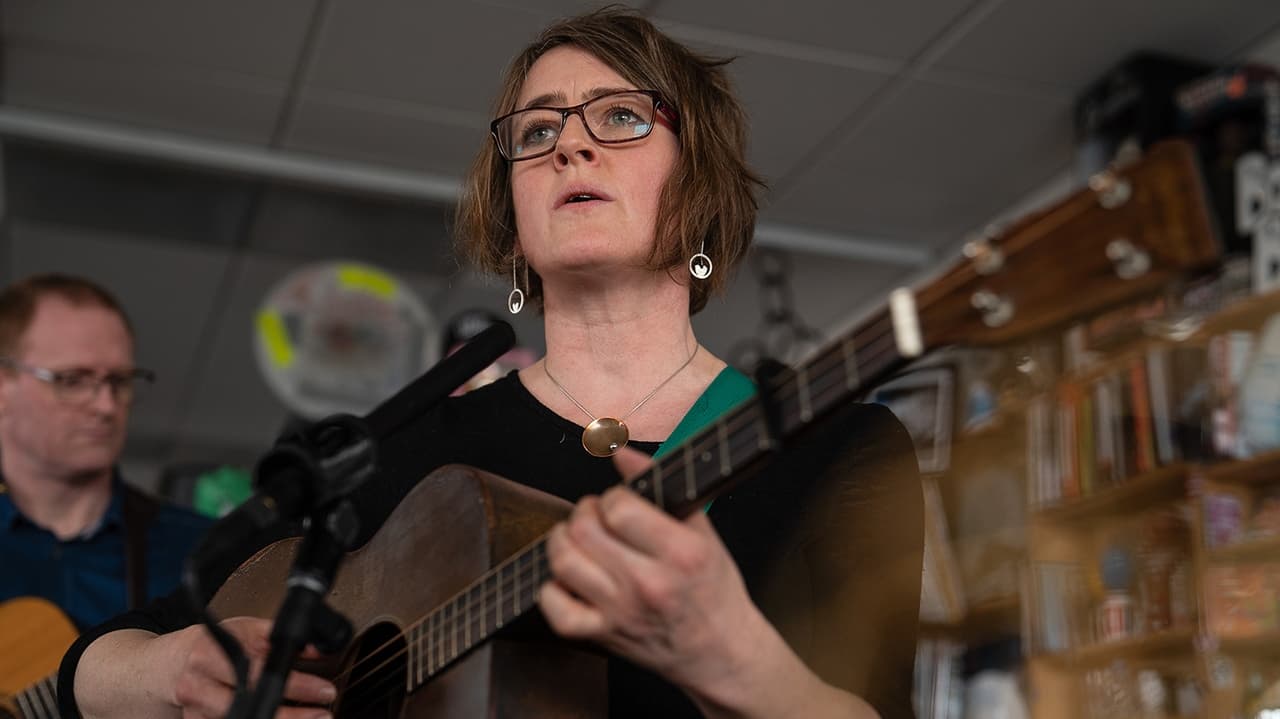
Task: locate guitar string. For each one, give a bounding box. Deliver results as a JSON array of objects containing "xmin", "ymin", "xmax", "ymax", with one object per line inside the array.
[
  {"xmin": 37, "ymin": 678, "xmax": 57, "ymax": 718},
  {"xmin": 328, "ymin": 324, "xmax": 907, "ymax": 702}
]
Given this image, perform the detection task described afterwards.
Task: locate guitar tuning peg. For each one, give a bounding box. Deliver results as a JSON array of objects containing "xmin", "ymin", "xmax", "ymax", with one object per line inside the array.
[
  {"xmin": 1106, "ymin": 237, "xmax": 1151, "ymax": 279},
  {"xmin": 963, "ymin": 233, "xmax": 1005, "ymax": 276},
  {"xmin": 1089, "ymin": 170, "xmax": 1133, "ymax": 209},
  {"xmin": 970, "ymin": 289, "xmax": 1014, "ymax": 328}
]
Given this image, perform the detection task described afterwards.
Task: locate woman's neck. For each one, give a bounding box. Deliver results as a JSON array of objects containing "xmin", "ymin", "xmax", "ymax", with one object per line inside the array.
[{"xmin": 526, "ymin": 272, "xmax": 726, "ymax": 441}]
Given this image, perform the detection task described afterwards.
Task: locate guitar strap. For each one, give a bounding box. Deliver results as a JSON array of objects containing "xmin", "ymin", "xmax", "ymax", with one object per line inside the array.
[{"xmin": 120, "ymin": 484, "xmax": 160, "ymax": 610}]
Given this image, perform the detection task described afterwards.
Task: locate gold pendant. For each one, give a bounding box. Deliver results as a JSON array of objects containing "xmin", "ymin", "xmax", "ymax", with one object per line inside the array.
[{"xmin": 582, "ymin": 417, "xmax": 629, "ymax": 457}]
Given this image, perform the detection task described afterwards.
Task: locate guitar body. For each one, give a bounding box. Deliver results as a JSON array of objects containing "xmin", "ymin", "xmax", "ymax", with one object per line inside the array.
[
  {"xmin": 210, "ymin": 464, "xmax": 606, "ymax": 718},
  {"xmin": 0, "ymin": 596, "xmax": 77, "ymax": 718}
]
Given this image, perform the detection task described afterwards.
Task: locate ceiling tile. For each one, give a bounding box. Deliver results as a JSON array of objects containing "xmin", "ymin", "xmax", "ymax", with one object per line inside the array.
[
  {"xmin": 246, "ymin": 185, "xmax": 456, "ymax": 276},
  {"xmin": 651, "ymin": 0, "xmax": 974, "ymax": 61},
  {"xmin": 697, "ymin": 49, "xmax": 889, "ymax": 182},
  {"xmin": 7, "ymin": 221, "xmax": 233, "ymax": 443},
  {"xmin": 283, "ymin": 92, "xmax": 488, "ymax": 177},
  {"xmin": 173, "ymin": 254, "xmax": 305, "ymax": 450},
  {"xmin": 4, "ymin": 141, "xmax": 256, "ymax": 250},
  {"xmin": 933, "ymin": 0, "xmax": 1280, "ymax": 90},
  {"xmin": 4, "ymin": 43, "xmax": 285, "ymax": 144},
  {"xmin": 766, "ymin": 78, "xmax": 1073, "ymax": 245},
  {"xmin": 305, "ymin": 0, "xmax": 577, "ymax": 115},
  {"xmin": 3, "ymin": 0, "xmax": 315, "ymax": 79}
]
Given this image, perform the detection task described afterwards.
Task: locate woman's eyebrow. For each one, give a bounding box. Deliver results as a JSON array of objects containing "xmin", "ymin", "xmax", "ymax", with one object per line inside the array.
[{"xmin": 520, "ymin": 86, "xmax": 635, "ymax": 110}]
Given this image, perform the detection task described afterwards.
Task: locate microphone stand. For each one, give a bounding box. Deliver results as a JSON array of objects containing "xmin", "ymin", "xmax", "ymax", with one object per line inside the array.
[
  {"xmin": 228, "ymin": 417, "xmax": 372, "ymax": 719},
  {"xmin": 181, "ymin": 321, "xmax": 517, "ymax": 719}
]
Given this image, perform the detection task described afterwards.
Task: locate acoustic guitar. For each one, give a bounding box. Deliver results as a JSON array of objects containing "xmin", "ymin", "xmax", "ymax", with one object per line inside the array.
[
  {"xmin": 211, "ymin": 140, "xmax": 1222, "ymax": 716},
  {"xmin": 0, "ymin": 597, "xmax": 77, "ymax": 719}
]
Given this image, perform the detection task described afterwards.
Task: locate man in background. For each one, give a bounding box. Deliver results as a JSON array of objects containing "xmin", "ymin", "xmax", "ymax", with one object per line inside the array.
[{"xmin": 0, "ymin": 273, "xmax": 211, "ymax": 632}]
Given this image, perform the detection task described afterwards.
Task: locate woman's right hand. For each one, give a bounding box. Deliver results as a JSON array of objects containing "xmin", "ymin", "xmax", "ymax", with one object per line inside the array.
[{"xmin": 159, "ymin": 617, "xmax": 335, "ymax": 719}]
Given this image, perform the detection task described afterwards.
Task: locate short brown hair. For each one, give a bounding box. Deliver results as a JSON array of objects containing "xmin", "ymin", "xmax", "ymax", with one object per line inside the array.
[
  {"xmin": 0, "ymin": 274, "xmax": 134, "ymax": 357},
  {"xmin": 454, "ymin": 5, "xmax": 765, "ymax": 315}
]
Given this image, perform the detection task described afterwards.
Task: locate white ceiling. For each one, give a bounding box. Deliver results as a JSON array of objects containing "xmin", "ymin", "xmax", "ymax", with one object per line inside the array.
[{"xmin": 2, "ymin": 0, "xmax": 1280, "ymax": 483}]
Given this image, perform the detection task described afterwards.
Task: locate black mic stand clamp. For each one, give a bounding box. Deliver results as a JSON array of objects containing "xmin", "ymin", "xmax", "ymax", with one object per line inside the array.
[
  {"xmin": 227, "ymin": 415, "xmax": 375, "ymax": 719},
  {"xmin": 230, "ymin": 499, "xmax": 359, "ymax": 719}
]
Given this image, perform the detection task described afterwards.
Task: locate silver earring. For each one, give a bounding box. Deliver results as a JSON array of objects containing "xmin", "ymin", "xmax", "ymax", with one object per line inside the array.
[
  {"xmin": 689, "ymin": 241, "xmax": 713, "ymax": 280},
  {"xmin": 507, "ymin": 257, "xmax": 525, "ymax": 315}
]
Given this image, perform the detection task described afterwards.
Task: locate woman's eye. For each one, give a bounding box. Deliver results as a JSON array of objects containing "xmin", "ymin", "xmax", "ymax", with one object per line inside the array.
[
  {"xmin": 521, "ymin": 123, "xmax": 558, "ymax": 146},
  {"xmin": 606, "ymin": 108, "xmax": 640, "ymax": 125}
]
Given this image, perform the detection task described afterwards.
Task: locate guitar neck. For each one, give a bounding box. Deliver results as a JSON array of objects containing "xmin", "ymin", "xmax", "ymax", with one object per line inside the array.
[{"xmin": 401, "ymin": 302, "xmax": 914, "ymax": 693}]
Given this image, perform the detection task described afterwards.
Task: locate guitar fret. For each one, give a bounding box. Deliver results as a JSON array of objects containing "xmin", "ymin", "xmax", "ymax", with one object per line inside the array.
[
  {"xmin": 683, "ymin": 444, "xmax": 696, "ymax": 500},
  {"xmin": 426, "ymin": 611, "xmax": 436, "ymax": 676},
  {"xmin": 448, "ymin": 596, "xmax": 458, "ymax": 660},
  {"xmin": 464, "ymin": 587, "xmax": 473, "ymax": 651},
  {"xmin": 436, "ymin": 606, "xmax": 444, "ymax": 672},
  {"xmin": 755, "ymin": 411, "xmax": 771, "ymax": 451},
  {"xmin": 653, "ymin": 460, "xmax": 664, "ymax": 510},
  {"xmin": 419, "ymin": 620, "xmax": 427, "ymax": 686},
  {"xmin": 797, "ymin": 365, "xmax": 813, "ymax": 422},
  {"xmin": 406, "ymin": 622, "xmax": 415, "ymax": 689},
  {"xmin": 512, "ymin": 558, "xmax": 521, "ymax": 621},
  {"xmin": 495, "ymin": 565, "xmax": 506, "ymax": 629},
  {"xmin": 842, "ymin": 336, "xmax": 860, "ymax": 390},
  {"xmin": 481, "ymin": 574, "xmax": 489, "ymax": 637},
  {"xmin": 717, "ymin": 419, "xmax": 731, "ymax": 477}
]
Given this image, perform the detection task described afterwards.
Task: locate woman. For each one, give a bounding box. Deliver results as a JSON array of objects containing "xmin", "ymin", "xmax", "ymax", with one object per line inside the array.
[{"xmin": 61, "ymin": 8, "xmax": 921, "ymax": 719}]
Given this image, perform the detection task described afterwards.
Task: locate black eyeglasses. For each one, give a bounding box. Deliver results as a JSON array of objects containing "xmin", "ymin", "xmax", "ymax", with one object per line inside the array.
[
  {"xmin": 490, "ymin": 89, "xmax": 680, "ymax": 162},
  {"xmin": 0, "ymin": 357, "xmax": 155, "ymax": 406}
]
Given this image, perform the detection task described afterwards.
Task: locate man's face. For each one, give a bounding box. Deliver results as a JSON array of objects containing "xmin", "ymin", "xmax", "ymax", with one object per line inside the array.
[{"xmin": 0, "ymin": 297, "xmax": 135, "ymax": 482}]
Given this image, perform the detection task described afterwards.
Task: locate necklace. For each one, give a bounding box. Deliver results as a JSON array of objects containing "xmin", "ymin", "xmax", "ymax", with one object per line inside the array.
[{"xmin": 545, "ymin": 344, "xmax": 700, "ymax": 457}]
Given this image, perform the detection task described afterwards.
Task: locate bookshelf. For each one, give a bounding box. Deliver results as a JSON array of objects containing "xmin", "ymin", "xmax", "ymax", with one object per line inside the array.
[
  {"xmin": 898, "ymin": 139, "xmax": 1273, "ymax": 718},
  {"xmin": 1016, "ymin": 298, "xmax": 1280, "ymax": 718},
  {"xmin": 1034, "ymin": 626, "xmax": 1197, "ymax": 670},
  {"xmin": 1032, "ymin": 463, "xmax": 1190, "ymax": 524}
]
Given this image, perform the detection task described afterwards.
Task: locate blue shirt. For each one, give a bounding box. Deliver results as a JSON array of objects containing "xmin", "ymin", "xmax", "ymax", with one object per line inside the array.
[{"xmin": 0, "ymin": 475, "xmax": 213, "ymax": 631}]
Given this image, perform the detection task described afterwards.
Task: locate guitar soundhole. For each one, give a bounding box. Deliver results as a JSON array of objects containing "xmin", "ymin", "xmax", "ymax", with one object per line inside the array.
[{"xmin": 333, "ymin": 622, "xmax": 406, "ymax": 718}]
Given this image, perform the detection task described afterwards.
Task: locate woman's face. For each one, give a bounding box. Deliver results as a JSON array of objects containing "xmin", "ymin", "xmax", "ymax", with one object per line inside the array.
[{"xmin": 509, "ymin": 45, "xmax": 679, "ymax": 283}]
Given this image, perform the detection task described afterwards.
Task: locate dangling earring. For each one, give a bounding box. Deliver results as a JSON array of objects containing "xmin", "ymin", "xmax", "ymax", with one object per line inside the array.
[
  {"xmin": 689, "ymin": 240, "xmax": 713, "ymax": 280},
  {"xmin": 507, "ymin": 256, "xmax": 525, "ymax": 315}
]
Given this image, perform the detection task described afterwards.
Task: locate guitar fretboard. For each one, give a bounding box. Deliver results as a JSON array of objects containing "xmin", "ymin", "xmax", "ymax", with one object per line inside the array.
[{"xmin": 401, "ymin": 304, "xmax": 908, "ymax": 693}]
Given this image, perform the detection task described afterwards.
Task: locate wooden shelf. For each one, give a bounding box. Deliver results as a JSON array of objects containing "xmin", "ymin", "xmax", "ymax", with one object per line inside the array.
[
  {"xmin": 1034, "ymin": 627, "xmax": 1196, "ymax": 670},
  {"xmin": 1206, "ymin": 534, "xmax": 1280, "ymax": 564},
  {"xmin": 1203, "ymin": 449, "xmax": 1280, "ymax": 486},
  {"xmin": 1217, "ymin": 629, "xmax": 1280, "ymax": 658},
  {"xmin": 919, "ymin": 595, "xmax": 1021, "ymax": 642},
  {"xmin": 1032, "ymin": 463, "xmax": 1190, "ymax": 524},
  {"xmin": 1192, "ymin": 286, "xmax": 1280, "ymax": 340}
]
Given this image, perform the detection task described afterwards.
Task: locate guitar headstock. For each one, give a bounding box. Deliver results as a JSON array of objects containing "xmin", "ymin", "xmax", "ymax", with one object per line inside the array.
[{"xmin": 913, "ymin": 140, "xmax": 1222, "ymax": 348}]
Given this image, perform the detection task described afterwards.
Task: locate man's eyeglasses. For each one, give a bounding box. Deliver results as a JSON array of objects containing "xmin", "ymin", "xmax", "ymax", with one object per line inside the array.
[
  {"xmin": 490, "ymin": 89, "xmax": 679, "ymax": 162},
  {"xmin": 0, "ymin": 358, "xmax": 155, "ymax": 406}
]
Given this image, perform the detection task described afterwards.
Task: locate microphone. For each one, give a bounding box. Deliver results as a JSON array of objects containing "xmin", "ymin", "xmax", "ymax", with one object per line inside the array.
[{"xmin": 184, "ymin": 320, "xmax": 516, "ymax": 604}]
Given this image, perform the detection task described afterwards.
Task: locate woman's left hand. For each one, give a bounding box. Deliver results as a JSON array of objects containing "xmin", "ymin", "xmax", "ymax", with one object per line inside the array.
[{"xmin": 538, "ymin": 447, "xmax": 758, "ymax": 694}]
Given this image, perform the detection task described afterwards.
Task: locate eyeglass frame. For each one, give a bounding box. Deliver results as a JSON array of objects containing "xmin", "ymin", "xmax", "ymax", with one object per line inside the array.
[
  {"xmin": 0, "ymin": 357, "xmax": 156, "ymax": 406},
  {"xmin": 489, "ymin": 89, "xmax": 680, "ymax": 162}
]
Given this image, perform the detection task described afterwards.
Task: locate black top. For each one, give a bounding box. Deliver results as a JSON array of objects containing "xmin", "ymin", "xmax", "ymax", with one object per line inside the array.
[{"xmin": 59, "ymin": 371, "xmax": 923, "ymax": 718}]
